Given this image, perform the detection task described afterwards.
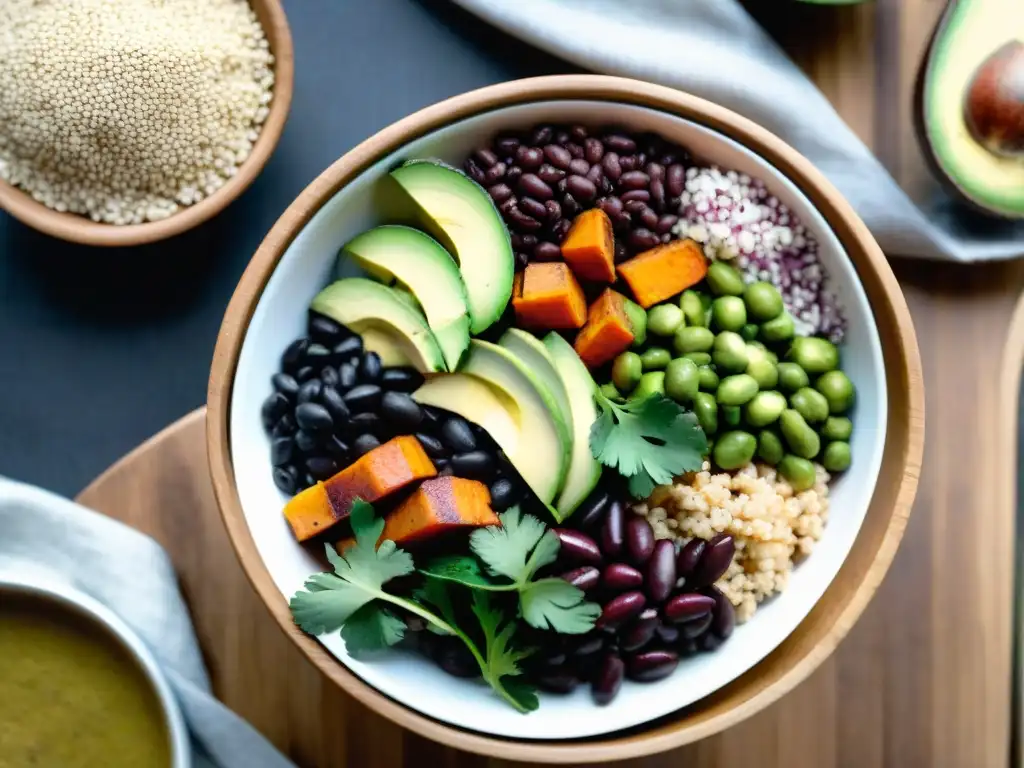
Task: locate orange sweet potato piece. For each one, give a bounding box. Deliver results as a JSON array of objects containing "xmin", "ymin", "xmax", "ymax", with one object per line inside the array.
[
  {"xmin": 380, "ymin": 476, "xmax": 498, "ymax": 547},
  {"xmin": 283, "ymin": 435, "xmax": 436, "ymax": 541},
  {"xmin": 561, "ymin": 209, "xmax": 615, "ymax": 283},
  {"xmin": 511, "ymin": 262, "xmax": 587, "ymax": 330},
  {"xmin": 573, "ymin": 288, "xmax": 635, "ymax": 369},
  {"xmin": 616, "ymin": 238, "xmax": 709, "ymax": 308}
]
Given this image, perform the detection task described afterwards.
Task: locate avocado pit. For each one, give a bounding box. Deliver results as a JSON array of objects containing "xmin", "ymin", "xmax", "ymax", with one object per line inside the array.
[{"xmin": 965, "ymin": 40, "xmax": 1024, "ymax": 156}]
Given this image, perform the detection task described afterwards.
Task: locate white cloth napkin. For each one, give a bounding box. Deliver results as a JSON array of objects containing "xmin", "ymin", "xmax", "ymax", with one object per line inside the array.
[
  {"xmin": 0, "ymin": 477, "xmax": 295, "ymax": 768},
  {"xmin": 451, "ymin": 0, "xmax": 1024, "ymax": 262}
]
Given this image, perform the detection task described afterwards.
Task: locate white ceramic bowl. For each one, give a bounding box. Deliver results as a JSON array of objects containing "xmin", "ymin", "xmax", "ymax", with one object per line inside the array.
[{"xmin": 226, "ymin": 99, "xmax": 886, "ymax": 740}]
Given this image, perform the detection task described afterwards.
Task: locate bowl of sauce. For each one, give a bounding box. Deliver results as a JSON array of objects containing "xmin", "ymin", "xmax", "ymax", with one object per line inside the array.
[{"xmin": 0, "ymin": 573, "xmax": 189, "ymax": 768}]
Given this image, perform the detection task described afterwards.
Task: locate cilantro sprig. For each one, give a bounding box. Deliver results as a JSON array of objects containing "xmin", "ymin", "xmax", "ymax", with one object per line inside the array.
[
  {"xmin": 589, "ymin": 391, "xmax": 707, "ymax": 498},
  {"xmin": 419, "ymin": 507, "xmax": 601, "ymax": 635}
]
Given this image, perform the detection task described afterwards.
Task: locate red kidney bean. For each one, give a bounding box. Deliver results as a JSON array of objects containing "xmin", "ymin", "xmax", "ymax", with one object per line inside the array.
[
  {"xmin": 507, "ymin": 207, "xmax": 542, "ymax": 232},
  {"xmin": 518, "ymin": 173, "xmax": 553, "ymax": 200},
  {"xmin": 689, "ymin": 534, "xmax": 735, "ymax": 587},
  {"xmin": 626, "ymin": 516, "xmax": 655, "ymax": 565},
  {"xmin": 474, "ymin": 147, "xmax": 498, "ymax": 168},
  {"xmin": 656, "ymin": 214, "xmax": 679, "ymax": 234},
  {"xmin": 621, "ymin": 189, "xmax": 650, "ymax": 203},
  {"xmin": 551, "ymin": 218, "xmax": 572, "ymax": 242},
  {"xmin": 544, "ymin": 144, "xmax": 572, "ymax": 169},
  {"xmin": 664, "ymin": 593, "xmax": 715, "ymax": 623},
  {"xmin": 570, "ymin": 125, "xmax": 589, "ymax": 142},
  {"xmin": 567, "ymin": 142, "xmax": 585, "ymax": 159},
  {"xmin": 619, "ymin": 155, "xmax": 638, "ymax": 172},
  {"xmin": 560, "ymin": 566, "xmax": 600, "ymax": 592},
  {"xmin": 623, "ymin": 199, "xmax": 648, "ymax": 216},
  {"xmin": 655, "ymin": 622, "xmax": 679, "ymax": 644},
  {"xmin": 562, "ymin": 194, "xmax": 581, "ymax": 218},
  {"xmin": 505, "ymin": 165, "xmax": 522, "ymax": 185},
  {"xmin": 575, "ymin": 489, "xmax": 610, "ymax": 530},
  {"xmin": 649, "ymin": 178, "xmax": 666, "ymax": 211},
  {"xmin": 584, "ymin": 137, "xmax": 604, "ymax": 164},
  {"xmin": 645, "ymin": 162, "xmax": 665, "ymax": 181},
  {"xmin": 534, "ymin": 241, "xmax": 562, "ymax": 261},
  {"xmin": 679, "ymin": 611, "xmax": 714, "ymax": 640},
  {"xmin": 586, "ymin": 163, "xmax": 605, "ymax": 185},
  {"xmin": 537, "ymin": 163, "xmax": 565, "ymax": 184},
  {"xmin": 597, "ymin": 590, "xmax": 646, "ymax": 629},
  {"xmin": 600, "ymin": 196, "xmax": 624, "ymax": 218},
  {"xmin": 539, "ymin": 672, "xmax": 579, "ymax": 694},
  {"xmin": 639, "ymin": 207, "xmax": 659, "ymax": 230},
  {"xmin": 531, "ymin": 125, "xmax": 554, "ymax": 145},
  {"xmin": 620, "ymin": 608, "xmax": 659, "ymax": 653},
  {"xmin": 568, "ymin": 158, "xmax": 590, "ymax": 176},
  {"xmin": 488, "ymin": 183, "xmax": 512, "ymax": 204},
  {"xmin": 630, "ymin": 228, "xmax": 660, "ymax": 251},
  {"xmin": 676, "ymin": 538, "xmax": 706, "ymax": 577},
  {"xmin": 483, "ymin": 162, "xmax": 507, "ymax": 185},
  {"xmin": 553, "ymin": 528, "xmax": 602, "ymax": 565},
  {"xmin": 601, "ymin": 152, "xmax": 622, "ymax": 181},
  {"xmin": 706, "ymin": 585, "xmax": 736, "ymax": 640},
  {"xmin": 516, "ymin": 145, "xmax": 544, "ymax": 170},
  {"xmin": 464, "ymin": 158, "xmax": 486, "ymax": 184},
  {"xmin": 514, "ymin": 252, "xmax": 529, "ymax": 270},
  {"xmin": 677, "ymin": 638, "xmax": 699, "ymax": 656},
  {"xmin": 626, "ymin": 650, "xmax": 678, "ymax": 682},
  {"xmin": 601, "ymin": 500, "xmax": 625, "ymax": 557},
  {"xmin": 519, "ymin": 196, "xmax": 548, "ymax": 220},
  {"xmin": 495, "ymin": 136, "xmax": 520, "ymax": 156},
  {"xmin": 602, "ymin": 563, "xmax": 643, "ymax": 592},
  {"xmin": 613, "ymin": 211, "xmax": 632, "ymax": 231},
  {"xmin": 701, "ymin": 633, "xmax": 724, "ymax": 652},
  {"xmin": 544, "ymin": 199, "xmax": 562, "ymax": 222},
  {"xmin": 592, "ymin": 654, "xmax": 625, "ymax": 705},
  {"xmin": 519, "ymin": 233, "xmax": 538, "ymax": 250},
  {"xmin": 566, "ymin": 175, "xmax": 597, "ymax": 201},
  {"xmin": 572, "ymin": 634, "xmax": 604, "ymax": 657},
  {"xmin": 604, "ymin": 134, "xmax": 637, "ymax": 153},
  {"xmin": 646, "ymin": 540, "xmax": 677, "ymax": 603},
  {"xmin": 620, "ymin": 170, "xmax": 651, "ymax": 190},
  {"xmin": 666, "ymin": 163, "xmax": 686, "ymax": 197}
]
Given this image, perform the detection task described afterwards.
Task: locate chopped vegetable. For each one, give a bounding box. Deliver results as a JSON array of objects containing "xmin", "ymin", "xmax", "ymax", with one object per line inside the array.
[
  {"xmin": 617, "ymin": 238, "xmax": 709, "ymax": 308},
  {"xmin": 573, "ymin": 288, "xmax": 635, "ymax": 369},
  {"xmin": 560, "ymin": 209, "xmax": 616, "ymax": 283},
  {"xmin": 282, "ymin": 482, "xmax": 334, "ymax": 543},
  {"xmin": 590, "ymin": 390, "xmax": 708, "ymax": 498},
  {"xmin": 381, "ymin": 477, "xmax": 499, "ymax": 547},
  {"xmin": 511, "ymin": 262, "xmax": 587, "ymax": 330}
]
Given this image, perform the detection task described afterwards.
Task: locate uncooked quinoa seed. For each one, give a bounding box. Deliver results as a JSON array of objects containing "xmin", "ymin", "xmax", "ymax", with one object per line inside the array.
[{"xmin": 0, "ymin": 0, "xmax": 274, "ymax": 225}]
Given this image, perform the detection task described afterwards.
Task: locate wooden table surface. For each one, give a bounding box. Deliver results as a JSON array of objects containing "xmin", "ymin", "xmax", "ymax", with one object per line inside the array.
[{"xmin": 79, "ymin": 2, "xmax": 1024, "ymax": 766}]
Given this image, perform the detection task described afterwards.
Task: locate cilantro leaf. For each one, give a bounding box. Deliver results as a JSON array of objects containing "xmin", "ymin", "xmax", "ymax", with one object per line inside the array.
[
  {"xmin": 590, "ymin": 391, "xmax": 707, "ymax": 498},
  {"xmin": 340, "ymin": 603, "xmax": 406, "ymax": 657},
  {"xmin": 469, "ymin": 506, "xmax": 547, "ymax": 582},
  {"xmin": 522, "ymin": 530, "xmax": 560, "ymax": 581},
  {"xmin": 418, "ymin": 554, "xmax": 514, "ymax": 591},
  {"xmin": 519, "ymin": 578, "xmax": 603, "ymax": 634},
  {"xmin": 289, "ymin": 572, "xmax": 374, "ymax": 635},
  {"xmin": 470, "ymin": 592, "xmax": 538, "ymax": 713},
  {"xmin": 325, "ymin": 500, "xmax": 415, "ymax": 589}
]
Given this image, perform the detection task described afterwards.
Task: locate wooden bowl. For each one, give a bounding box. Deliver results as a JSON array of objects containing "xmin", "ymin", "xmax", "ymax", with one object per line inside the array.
[
  {"xmin": 0, "ymin": 0, "xmax": 293, "ymax": 247},
  {"xmin": 207, "ymin": 76, "xmax": 924, "ymax": 761}
]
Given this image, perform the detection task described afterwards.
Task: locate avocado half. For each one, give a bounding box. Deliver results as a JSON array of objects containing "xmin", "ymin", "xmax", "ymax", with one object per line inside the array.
[{"xmin": 916, "ymin": 0, "xmax": 1024, "ymax": 218}]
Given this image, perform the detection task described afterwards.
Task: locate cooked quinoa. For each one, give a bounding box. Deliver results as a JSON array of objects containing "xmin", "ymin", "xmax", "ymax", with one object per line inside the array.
[{"xmin": 633, "ymin": 461, "xmax": 830, "ymax": 623}]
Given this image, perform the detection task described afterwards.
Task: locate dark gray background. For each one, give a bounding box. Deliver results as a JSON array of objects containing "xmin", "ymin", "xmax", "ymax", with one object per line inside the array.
[{"xmin": 0, "ymin": 0, "xmax": 575, "ymax": 496}]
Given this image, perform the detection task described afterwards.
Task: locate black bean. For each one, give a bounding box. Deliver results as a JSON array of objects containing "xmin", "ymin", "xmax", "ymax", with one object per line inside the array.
[
  {"xmin": 515, "ymin": 145, "xmax": 543, "ymax": 170},
  {"xmin": 649, "ymin": 179, "xmax": 666, "ymax": 211},
  {"xmin": 569, "ymin": 125, "xmax": 588, "ymax": 142},
  {"xmin": 338, "ymin": 361, "xmax": 358, "ymax": 390},
  {"xmin": 488, "ymin": 477, "xmax": 518, "ymax": 511},
  {"xmin": 620, "ymin": 189, "xmax": 650, "ymax": 203},
  {"xmin": 320, "ymin": 386, "xmax": 350, "ymax": 425},
  {"xmin": 304, "ymin": 343, "xmax": 332, "ymax": 368},
  {"xmin": 592, "ymin": 654, "xmax": 625, "ymax": 705},
  {"xmin": 324, "ymin": 435, "xmax": 350, "ymax": 461},
  {"xmin": 602, "ymin": 563, "xmax": 643, "ymax": 592},
  {"xmin": 602, "ymin": 152, "xmax": 622, "ymax": 181},
  {"xmin": 601, "ymin": 499, "xmax": 625, "ymax": 557},
  {"xmin": 630, "ymin": 228, "xmax": 661, "ymax": 251},
  {"xmin": 261, "ymin": 392, "xmax": 290, "ymax": 430},
  {"xmin": 358, "ymin": 352, "xmax": 382, "ymax": 384},
  {"xmin": 342, "ymin": 384, "xmax": 381, "ymax": 413},
  {"xmin": 599, "ymin": 196, "xmax": 623, "ymax": 218},
  {"xmin": 348, "ymin": 412, "xmax": 383, "ymax": 437},
  {"xmin": 666, "ymin": 163, "xmax": 686, "ymax": 197},
  {"xmin": 553, "ymin": 529, "xmax": 602, "ymax": 565},
  {"xmin": 597, "ymin": 591, "xmax": 646, "ymax": 630},
  {"xmin": 434, "ymin": 641, "xmax": 480, "ymax": 679},
  {"xmin": 297, "ymin": 379, "xmax": 322, "ymax": 405},
  {"xmin": 678, "ymin": 638, "xmax": 700, "ymax": 656},
  {"xmin": 306, "ymin": 456, "xmax": 338, "ymax": 480},
  {"xmin": 272, "ymin": 466, "xmax": 298, "ymax": 495},
  {"xmin": 378, "ymin": 391, "xmax": 422, "ymax": 431},
  {"xmin": 538, "ymin": 673, "xmax": 579, "ymax": 694},
  {"xmin": 464, "ymin": 157, "xmax": 487, "ymax": 184},
  {"xmin": 294, "ymin": 429, "xmax": 318, "ymax": 453},
  {"xmin": 495, "ymin": 135, "xmax": 520, "ymax": 156},
  {"xmin": 319, "ymin": 366, "xmax": 339, "ymax": 389},
  {"xmin": 514, "ymin": 252, "xmax": 529, "ymax": 270},
  {"xmin": 302, "ymin": 473, "xmax": 318, "ymax": 489},
  {"xmin": 309, "ymin": 314, "xmax": 346, "ymax": 346},
  {"xmin": 440, "ymin": 417, "xmax": 476, "ymax": 452},
  {"xmin": 488, "ymin": 183, "xmax": 513, "ymax": 204},
  {"xmin": 272, "ymin": 414, "xmax": 296, "ymax": 437},
  {"xmin": 566, "ymin": 175, "xmax": 597, "ymax": 201},
  {"xmin": 566, "ymin": 142, "xmax": 584, "ymax": 159},
  {"xmin": 533, "ymin": 241, "xmax": 561, "ymax": 261},
  {"xmin": 572, "ymin": 634, "xmax": 605, "ymax": 657},
  {"xmin": 505, "ymin": 165, "xmax": 522, "ymax": 185},
  {"xmin": 531, "ymin": 125, "xmax": 554, "ymax": 145},
  {"xmin": 626, "ymin": 650, "xmax": 678, "ymax": 682},
  {"xmin": 543, "ymin": 144, "xmax": 572, "ymax": 169},
  {"xmin": 620, "ymin": 608, "xmax": 660, "ymax": 653},
  {"xmin": 625, "ymin": 516, "xmax": 655, "ymax": 565},
  {"xmin": 560, "ymin": 566, "xmax": 600, "ymax": 593},
  {"xmin": 664, "ymin": 593, "xmax": 715, "ymax": 624},
  {"xmin": 483, "ymin": 162, "xmax": 507, "ymax": 185},
  {"xmin": 689, "ymin": 534, "xmax": 735, "ymax": 587},
  {"xmin": 271, "ymin": 436, "xmax": 294, "ymax": 466},
  {"xmin": 420, "ymin": 406, "xmax": 443, "ymax": 430},
  {"xmin": 568, "ymin": 158, "xmax": 590, "ymax": 176},
  {"xmin": 272, "ymin": 372, "xmax": 300, "ymax": 399},
  {"xmin": 707, "ymin": 585, "xmax": 736, "ymax": 640},
  {"xmin": 620, "ymin": 170, "xmax": 651, "ymax": 190},
  {"xmin": 584, "ymin": 137, "xmax": 604, "ymax": 164},
  {"xmin": 353, "ymin": 433, "xmax": 381, "ymax": 456},
  {"xmin": 294, "ymin": 366, "xmax": 316, "ymax": 383},
  {"xmin": 281, "ymin": 338, "xmax": 309, "ymax": 371},
  {"xmin": 474, "ymin": 147, "xmax": 498, "ymax": 168},
  {"xmin": 519, "ymin": 196, "xmax": 547, "ymax": 220},
  {"xmin": 656, "ymin": 214, "xmax": 679, "ymax": 234},
  {"xmin": 647, "ymin": 540, "xmax": 677, "ymax": 603},
  {"xmin": 676, "ymin": 538, "xmax": 706, "ymax": 577},
  {"xmin": 295, "ymin": 402, "xmax": 333, "ymax": 434},
  {"xmin": 537, "ymin": 163, "xmax": 566, "ymax": 184},
  {"xmin": 639, "ymin": 207, "xmax": 659, "ymax": 230},
  {"xmin": 551, "ymin": 218, "xmax": 572, "ymax": 243},
  {"xmin": 575, "ymin": 490, "xmax": 610, "ymax": 530},
  {"xmin": 331, "ymin": 336, "xmax": 363, "ymax": 363},
  {"xmin": 433, "ymin": 457, "xmax": 450, "ymax": 473},
  {"xmin": 414, "ymin": 434, "xmax": 444, "ymax": 460},
  {"xmin": 381, "ymin": 367, "xmax": 422, "ymax": 393},
  {"xmin": 655, "ymin": 622, "xmax": 680, "ymax": 645},
  {"xmin": 561, "ymin": 194, "xmax": 581, "ymax": 218},
  {"xmin": 619, "ymin": 155, "xmax": 638, "ymax": 172},
  {"xmin": 518, "ymin": 173, "xmax": 553, "ymax": 201}
]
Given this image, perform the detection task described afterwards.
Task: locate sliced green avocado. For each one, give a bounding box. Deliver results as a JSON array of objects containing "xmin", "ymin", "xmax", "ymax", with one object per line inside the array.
[
  {"xmin": 543, "ymin": 333, "xmax": 603, "ymax": 520},
  {"xmin": 310, "ymin": 279, "xmax": 445, "ymax": 373},
  {"xmin": 459, "ymin": 340, "xmax": 570, "ymax": 507},
  {"xmin": 389, "ymin": 160, "xmax": 514, "ymax": 333},
  {"xmin": 918, "ymin": 1, "xmax": 1024, "ymax": 217},
  {"xmin": 498, "ymin": 329, "xmax": 571, "ymax": 420},
  {"xmin": 342, "ymin": 225, "xmax": 471, "ymax": 369},
  {"xmin": 412, "ymin": 374, "xmax": 521, "ymax": 458},
  {"xmin": 349, "ymin": 322, "xmax": 414, "ymax": 368}
]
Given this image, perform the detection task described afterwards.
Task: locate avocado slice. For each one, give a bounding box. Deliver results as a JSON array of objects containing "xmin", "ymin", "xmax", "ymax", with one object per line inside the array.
[
  {"xmin": 543, "ymin": 333, "xmax": 603, "ymax": 520},
  {"xmin": 342, "ymin": 225, "xmax": 471, "ymax": 369},
  {"xmin": 412, "ymin": 374, "xmax": 521, "ymax": 457},
  {"xmin": 310, "ymin": 278, "xmax": 445, "ymax": 373},
  {"xmin": 917, "ymin": 0, "xmax": 1024, "ymax": 217},
  {"xmin": 498, "ymin": 329, "xmax": 571, "ymax": 420},
  {"xmin": 389, "ymin": 161, "xmax": 514, "ymax": 333},
  {"xmin": 349, "ymin": 322, "xmax": 415, "ymax": 368}
]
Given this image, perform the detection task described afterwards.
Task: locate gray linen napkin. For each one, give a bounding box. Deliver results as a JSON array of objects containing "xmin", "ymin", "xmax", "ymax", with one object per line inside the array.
[
  {"xmin": 0, "ymin": 477, "xmax": 295, "ymax": 768},
  {"xmin": 451, "ymin": 0, "xmax": 1024, "ymax": 262}
]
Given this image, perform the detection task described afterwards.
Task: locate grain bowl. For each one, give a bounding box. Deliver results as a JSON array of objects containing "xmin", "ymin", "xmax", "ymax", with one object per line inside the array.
[{"xmin": 207, "ymin": 76, "xmax": 923, "ymax": 761}]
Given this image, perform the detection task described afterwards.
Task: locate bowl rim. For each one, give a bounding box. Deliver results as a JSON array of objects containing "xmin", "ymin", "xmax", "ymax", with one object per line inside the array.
[
  {"xmin": 0, "ymin": 0, "xmax": 294, "ymax": 248},
  {"xmin": 206, "ymin": 74, "xmax": 924, "ymax": 762},
  {"xmin": 0, "ymin": 572, "xmax": 191, "ymax": 768}
]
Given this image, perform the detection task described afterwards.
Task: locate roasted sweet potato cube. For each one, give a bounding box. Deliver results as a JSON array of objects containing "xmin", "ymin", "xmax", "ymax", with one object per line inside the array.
[{"xmin": 381, "ymin": 477, "xmax": 498, "ymax": 547}]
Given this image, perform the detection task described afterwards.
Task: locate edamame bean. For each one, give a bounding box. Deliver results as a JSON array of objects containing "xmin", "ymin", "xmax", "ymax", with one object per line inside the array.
[
  {"xmin": 746, "ymin": 345, "xmax": 778, "ymax": 389},
  {"xmin": 822, "ymin": 441, "xmax": 852, "ymax": 472},
  {"xmin": 698, "ymin": 366, "xmax": 720, "ymax": 391},
  {"xmin": 624, "ymin": 298, "xmax": 648, "ymax": 349},
  {"xmin": 631, "ymin": 371, "xmax": 666, "ymax": 400},
  {"xmin": 647, "ymin": 304, "xmax": 684, "ymax": 336},
  {"xmin": 740, "ymin": 323, "xmax": 759, "ymax": 341},
  {"xmin": 712, "ymin": 331, "xmax": 749, "ymax": 373},
  {"xmin": 757, "ymin": 430, "xmax": 784, "ymax": 465},
  {"xmin": 683, "ymin": 352, "xmax": 712, "ymax": 366},
  {"xmin": 694, "ymin": 392, "xmax": 718, "ymax": 435},
  {"xmin": 722, "ymin": 405, "xmax": 741, "ymax": 427},
  {"xmin": 665, "ymin": 358, "xmax": 700, "ymax": 403},
  {"xmin": 711, "ymin": 296, "xmax": 747, "ymax": 333},
  {"xmin": 612, "ymin": 351, "xmax": 642, "ymax": 393},
  {"xmin": 713, "ymin": 431, "xmax": 757, "ymax": 470},
  {"xmin": 789, "ymin": 387, "xmax": 829, "ymax": 423},
  {"xmin": 821, "ymin": 416, "xmax": 853, "ymax": 441},
  {"xmin": 779, "ymin": 409, "xmax": 821, "ymax": 459},
  {"xmin": 717, "ymin": 374, "xmax": 759, "ymax": 406},
  {"xmin": 640, "ymin": 347, "xmax": 671, "ymax": 370},
  {"xmin": 674, "ymin": 326, "xmax": 715, "ymax": 355},
  {"xmin": 760, "ymin": 312, "xmax": 795, "ymax": 343},
  {"xmin": 749, "ymin": 340, "xmax": 778, "ymax": 363},
  {"xmin": 743, "ymin": 281, "xmax": 784, "ymax": 321},
  {"xmin": 680, "ymin": 290, "xmax": 706, "ymax": 327},
  {"xmin": 778, "ymin": 455, "xmax": 816, "ymax": 491},
  {"xmin": 816, "ymin": 370, "xmax": 855, "ymax": 413},
  {"xmin": 776, "ymin": 362, "xmax": 809, "ymax": 392},
  {"xmin": 706, "ymin": 261, "xmax": 746, "ymax": 296},
  {"xmin": 600, "ymin": 382, "xmax": 622, "ymax": 401},
  {"xmin": 745, "ymin": 391, "xmax": 787, "ymax": 427},
  {"xmin": 788, "ymin": 336, "xmax": 839, "ymax": 374}
]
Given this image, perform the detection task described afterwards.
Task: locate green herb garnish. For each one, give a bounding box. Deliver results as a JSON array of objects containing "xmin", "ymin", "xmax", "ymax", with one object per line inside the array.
[{"xmin": 589, "ymin": 391, "xmax": 707, "ymax": 498}]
